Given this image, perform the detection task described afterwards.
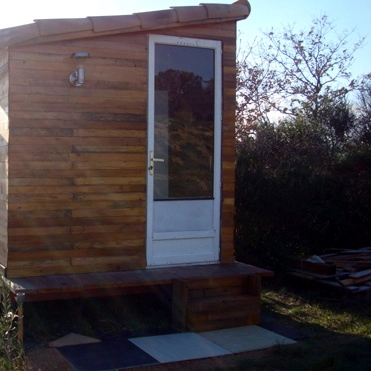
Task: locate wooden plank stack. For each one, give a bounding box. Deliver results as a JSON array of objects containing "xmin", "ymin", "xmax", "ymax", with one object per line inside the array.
[{"xmin": 288, "ymin": 247, "xmax": 371, "ymax": 294}]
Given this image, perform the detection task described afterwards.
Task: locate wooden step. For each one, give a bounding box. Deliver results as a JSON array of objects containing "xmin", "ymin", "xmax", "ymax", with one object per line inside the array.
[
  {"xmin": 186, "ymin": 294, "xmax": 260, "ymax": 331},
  {"xmin": 188, "ymin": 285, "xmax": 250, "ymax": 299},
  {"xmin": 181, "ymin": 275, "xmax": 251, "ymax": 290},
  {"xmin": 187, "ymin": 315, "xmax": 261, "ymax": 332},
  {"xmin": 188, "ymin": 294, "xmax": 260, "ymax": 313},
  {"xmin": 172, "ymin": 275, "xmax": 263, "ymax": 332}
]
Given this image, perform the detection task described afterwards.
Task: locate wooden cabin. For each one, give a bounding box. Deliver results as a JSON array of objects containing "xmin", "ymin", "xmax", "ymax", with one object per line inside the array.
[{"xmin": 0, "ymin": 0, "xmax": 272, "ymax": 334}]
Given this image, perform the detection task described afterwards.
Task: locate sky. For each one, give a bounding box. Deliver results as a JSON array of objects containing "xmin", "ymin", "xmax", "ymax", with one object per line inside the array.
[{"xmin": 1, "ymin": 0, "xmax": 370, "ymax": 78}]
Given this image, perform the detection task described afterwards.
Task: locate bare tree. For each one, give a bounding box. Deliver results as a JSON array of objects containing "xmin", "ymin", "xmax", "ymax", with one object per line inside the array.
[
  {"xmin": 355, "ymin": 83, "xmax": 371, "ymax": 146},
  {"xmin": 237, "ymin": 15, "xmax": 366, "ymax": 134}
]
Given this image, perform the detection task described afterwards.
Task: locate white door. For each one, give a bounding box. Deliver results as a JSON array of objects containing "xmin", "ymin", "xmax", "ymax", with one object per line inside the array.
[{"xmin": 147, "ymin": 35, "xmax": 222, "ymax": 266}]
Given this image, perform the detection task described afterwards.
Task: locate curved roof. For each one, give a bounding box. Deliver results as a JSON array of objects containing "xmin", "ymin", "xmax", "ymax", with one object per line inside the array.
[{"xmin": 0, "ymin": 0, "xmax": 251, "ymax": 49}]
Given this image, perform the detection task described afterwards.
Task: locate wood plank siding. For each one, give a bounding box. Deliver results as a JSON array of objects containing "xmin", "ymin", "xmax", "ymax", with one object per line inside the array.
[
  {"xmin": 0, "ymin": 49, "xmax": 8, "ymax": 273},
  {"xmin": 5, "ymin": 22, "xmax": 238, "ymax": 278}
]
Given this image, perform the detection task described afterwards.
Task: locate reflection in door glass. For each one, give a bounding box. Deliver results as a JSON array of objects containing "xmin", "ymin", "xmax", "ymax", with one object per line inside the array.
[{"xmin": 154, "ymin": 44, "xmax": 215, "ymax": 200}]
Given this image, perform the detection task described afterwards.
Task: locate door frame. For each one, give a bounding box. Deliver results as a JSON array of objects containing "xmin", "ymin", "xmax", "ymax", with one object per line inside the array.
[{"xmin": 146, "ymin": 34, "xmax": 222, "ymax": 267}]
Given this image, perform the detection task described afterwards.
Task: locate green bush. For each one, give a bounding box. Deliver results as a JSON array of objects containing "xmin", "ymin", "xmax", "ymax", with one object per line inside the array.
[
  {"xmin": 0, "ymin": 282, "xmax": 25, "ymax": 371},
  {"xmin": 235, "ymin": 119, "xmax": 371, "ymax": 272}
]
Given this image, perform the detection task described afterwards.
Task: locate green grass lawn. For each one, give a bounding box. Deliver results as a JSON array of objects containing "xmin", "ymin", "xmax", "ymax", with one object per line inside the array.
[{"xmin": 237, "ymin": 278, "xmax": 371, "ymax": 371}]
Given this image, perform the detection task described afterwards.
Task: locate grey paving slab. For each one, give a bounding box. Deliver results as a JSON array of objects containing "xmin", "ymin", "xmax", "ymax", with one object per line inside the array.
[
  {"xmin": 199, "ymin": 325, "xmax": 296, "ymax": 353},
  {"xmin": 129, "ymin": 332, "xmax": 231, "ymax": 363}
]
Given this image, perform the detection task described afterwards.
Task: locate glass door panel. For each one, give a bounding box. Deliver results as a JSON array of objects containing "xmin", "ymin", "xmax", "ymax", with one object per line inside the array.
[{"xmin": 154, "ymin": 44, "xmax": 215, "ymax": 200}]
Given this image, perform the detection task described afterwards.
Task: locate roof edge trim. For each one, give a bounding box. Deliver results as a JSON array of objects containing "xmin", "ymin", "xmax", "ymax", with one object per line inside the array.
[{"xmin": 0, "ymin": 1, "xmax": 251, "ymax": 49}]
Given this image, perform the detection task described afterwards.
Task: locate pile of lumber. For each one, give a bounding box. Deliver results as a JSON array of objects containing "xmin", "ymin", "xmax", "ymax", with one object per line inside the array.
[{"xmin": 288, "ymin": 247, "xmax": 371, "ymax": 294}]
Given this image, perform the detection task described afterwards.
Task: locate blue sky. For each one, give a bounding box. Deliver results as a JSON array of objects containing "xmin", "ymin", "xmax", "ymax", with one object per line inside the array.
[{"xmin": 1, "ymin": 0, "xmax": 370, "ymax": 78}]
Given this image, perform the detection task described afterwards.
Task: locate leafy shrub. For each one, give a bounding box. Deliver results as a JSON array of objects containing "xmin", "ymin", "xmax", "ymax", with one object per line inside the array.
[
  {"xmin": 235, "ymin": 119, "xmax": 371, "ymax": 272},
  {"xmin": 0, "ymin": 282, "xmax": 25, "ymax": 371}
]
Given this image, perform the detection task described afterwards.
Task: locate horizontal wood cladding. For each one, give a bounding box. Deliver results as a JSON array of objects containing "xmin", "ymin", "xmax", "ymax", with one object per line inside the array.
[
  {"xmin": 0, "ymin": 50, "xmax": 8, "ymax": 268},
  {"xmin": 219, "ymin": 24, "xmax": 237, "ymax": 264},
  {"xmin": 7, "ymin": 32, "xmax": 148, "ymax": 278},
  {"xmin": 172, "ymin": 275, "xmax": 262, "ymax": 332},
  {"xmin": 5, "ymin": 21, "xmax": 238, "ymax": 277}
]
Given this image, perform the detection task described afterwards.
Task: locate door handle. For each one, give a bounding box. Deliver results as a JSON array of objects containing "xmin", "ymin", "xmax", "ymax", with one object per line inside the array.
[{"xmin": 149, "ymin": 151, "xmax": 164, "ymax": 175}]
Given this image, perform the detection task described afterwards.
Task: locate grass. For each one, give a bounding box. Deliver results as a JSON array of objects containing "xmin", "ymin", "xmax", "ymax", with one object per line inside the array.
[
  {"xmin": 235, "ymin": 336, "xmax": 371, "ymax": 371},
  {"xmin": 235, "ymin": 278, "xmax": 371, "ymax": 371},
  {"xmin": 22, "ymin": 278, "xmax": 371, "ymax": 370},
  {"xmin": 262, "ymin": 280, "xmax": 371, "ymax": 337}
]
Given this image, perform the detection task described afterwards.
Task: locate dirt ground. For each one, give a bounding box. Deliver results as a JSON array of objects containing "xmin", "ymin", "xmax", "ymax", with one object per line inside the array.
[{"xmin": 26, "ymin": 347, "xmax": 74, "ymax": 371}]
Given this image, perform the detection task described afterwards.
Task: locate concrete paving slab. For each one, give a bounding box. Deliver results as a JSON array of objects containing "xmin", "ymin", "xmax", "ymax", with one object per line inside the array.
[
  {"xmin": 199, "ymin": 325, "xmax": 296, "ymax": 353},
  {"xmin": 129, "ymin": 332, "xmax": 231, "ymax": 363}
]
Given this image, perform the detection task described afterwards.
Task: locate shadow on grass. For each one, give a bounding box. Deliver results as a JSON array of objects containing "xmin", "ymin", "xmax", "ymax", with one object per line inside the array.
[
  {"xmin": 242, "ymin": 276, "xmax": 371, "ymax": 371},
  {"xmin": 235, "ymin": 335, "xmax": 371, "ymax": 371}
]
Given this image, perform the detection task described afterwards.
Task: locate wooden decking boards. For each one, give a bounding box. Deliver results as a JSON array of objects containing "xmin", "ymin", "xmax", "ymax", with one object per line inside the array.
[
  {"xmin": 2, "ymin": 262, "xmax": 273, "ymax": 339},
  {"xmin": 2, "ymin": 262, "xmax": 272, "ymax": 302}
]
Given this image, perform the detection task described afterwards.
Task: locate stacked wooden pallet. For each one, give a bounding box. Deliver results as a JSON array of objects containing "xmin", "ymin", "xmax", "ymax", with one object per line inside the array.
[{"xmin": 288, "ymin": 247, "xmax": 371, "ymax": 294}]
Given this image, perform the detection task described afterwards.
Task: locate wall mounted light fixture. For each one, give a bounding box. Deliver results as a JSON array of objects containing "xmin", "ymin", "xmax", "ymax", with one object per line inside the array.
[{"xmin": 69, "ymin": 52, "xmax": 90, "ymax": 87}]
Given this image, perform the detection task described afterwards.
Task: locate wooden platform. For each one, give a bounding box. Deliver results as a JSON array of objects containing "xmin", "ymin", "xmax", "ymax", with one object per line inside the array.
[
  {"xmin": 2, "ymin": 262, "xmax": 273, "ymax": 339},
  {"xmin": 2, "ymin": 262, "xmax": 272, "ymax": 302}
]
